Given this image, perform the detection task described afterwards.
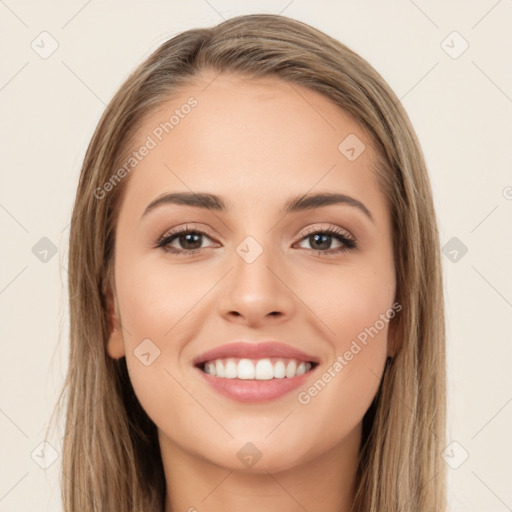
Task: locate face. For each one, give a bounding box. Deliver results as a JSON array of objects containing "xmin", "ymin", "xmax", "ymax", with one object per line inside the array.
[{"xmin": 106, "ymin": 72, "xmax": 397, "ymax": 474}]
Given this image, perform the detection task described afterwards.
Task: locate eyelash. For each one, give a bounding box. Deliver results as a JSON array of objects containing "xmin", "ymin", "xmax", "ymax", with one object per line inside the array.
[{"xmin": 155, "ymin": 224, "xmax": 357, "ymax": 257}]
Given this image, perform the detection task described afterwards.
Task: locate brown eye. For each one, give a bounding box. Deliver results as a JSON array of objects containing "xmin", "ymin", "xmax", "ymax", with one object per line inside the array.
[
  {"xmin": 156, "ymin": 225, "xmax": 356, "ymax": 256},
  {"xmin": 157, "ymin": 226, "xmax": 218, "ymax": 255},
  {"xmin": 295, "ymin": 227, "xmax": 356, "ymax": 254}
]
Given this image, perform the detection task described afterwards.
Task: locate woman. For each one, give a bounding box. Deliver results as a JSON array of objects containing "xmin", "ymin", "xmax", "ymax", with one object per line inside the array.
[{"xmin": 57, "ymin": 13, "xmax": 446, "ymax": 511}]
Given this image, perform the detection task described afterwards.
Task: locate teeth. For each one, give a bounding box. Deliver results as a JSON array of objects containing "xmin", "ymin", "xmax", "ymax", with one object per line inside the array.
[
  {"xmin": 205, "ymin": 361, "xmax": 217, "ymax": 376},
  {"xmin": 273, "ymin": 360, "xmax": 286, "ymax": 379},
  {"xmin": 285, "ymin": 360, "xmax": 297, "ymax": 377},
  {"xmin": 255, "ymin": 359, "xmax": 273, "ymax": 380},
  {"xmin": 202, "ymin": 358, "xmax": 313, "ymax": 379},
  {"xmin": 239, "ymin": 359, "xmax": 255, "ymax": 379},
  {"xmin": 225, "ymin": 360, "xmax": 238, "ymax": 379},
  {"xmin": 296, "ymin": 362, "xmax": 306, "ymax": 376}
]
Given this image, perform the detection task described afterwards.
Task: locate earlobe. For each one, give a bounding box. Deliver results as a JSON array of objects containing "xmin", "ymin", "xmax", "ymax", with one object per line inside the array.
[
  {"xmin": 107, "ymin": 325, "xmax": 125, "ymax": 359},
  {"xmin": 105, "ymin": 288, "xmax": 126, "ymax": 359}
]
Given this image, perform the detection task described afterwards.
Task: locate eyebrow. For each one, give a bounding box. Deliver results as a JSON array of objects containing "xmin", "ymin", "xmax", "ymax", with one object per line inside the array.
[{"xmin": 141, "ymin": 191, "xmax": 373, "ymax": 222}]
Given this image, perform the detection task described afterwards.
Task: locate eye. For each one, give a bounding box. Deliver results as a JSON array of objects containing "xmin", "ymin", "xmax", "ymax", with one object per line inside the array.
[
  {"xmin": 155, "ymin": 224, "xmax": 357, "ymax": 256},
  {"xmin": 156, "ymin": 225, "xmax": 219, "ymax": 255},
  {"xmin": 294, "ymin": 225, "xmax": 357, "ymax": 255}
]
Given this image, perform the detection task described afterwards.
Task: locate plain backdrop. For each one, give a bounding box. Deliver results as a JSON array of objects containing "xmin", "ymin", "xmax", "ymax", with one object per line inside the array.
[{"xmin": 1, "ymin": 1, "xmax": 511, "ymax": 510}]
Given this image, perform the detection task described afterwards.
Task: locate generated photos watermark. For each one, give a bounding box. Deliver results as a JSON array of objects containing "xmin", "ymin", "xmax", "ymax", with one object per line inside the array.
[
  {"xmin": 94, "ymin": 96, "xmax": 198, "ymax": 200},
  {"xmin": 297, "ymin": 301, "xmax": 402, "ymax": 405}
]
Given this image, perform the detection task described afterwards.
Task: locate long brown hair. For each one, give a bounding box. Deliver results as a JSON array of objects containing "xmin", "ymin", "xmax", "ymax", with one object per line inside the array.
[{"xmin": 54, "ymin": 13, "xmax": 446, "ymax": 511}]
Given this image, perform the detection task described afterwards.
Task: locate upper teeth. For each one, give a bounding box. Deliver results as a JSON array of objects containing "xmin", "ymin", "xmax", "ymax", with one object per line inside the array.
[{"xmin": 203, "ymin": 358, "xmax": 313, "ymax": 380}]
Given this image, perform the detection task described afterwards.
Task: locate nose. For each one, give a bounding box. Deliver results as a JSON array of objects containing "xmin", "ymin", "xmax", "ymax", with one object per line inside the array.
[{"xmin": 218, "ymin": 242, "xmax": 296, "ymax": 328}]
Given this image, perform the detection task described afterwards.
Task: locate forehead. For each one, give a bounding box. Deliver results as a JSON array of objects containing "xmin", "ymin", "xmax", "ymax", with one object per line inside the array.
[{"xmin": 120, "ymin": 72, "xmax": 385, "ymax": 217}]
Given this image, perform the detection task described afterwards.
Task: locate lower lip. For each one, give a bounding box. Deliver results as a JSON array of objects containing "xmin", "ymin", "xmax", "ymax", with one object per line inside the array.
[{"xmin": 195, "ymin": 365, "xmax": 317, "ymax": 402}]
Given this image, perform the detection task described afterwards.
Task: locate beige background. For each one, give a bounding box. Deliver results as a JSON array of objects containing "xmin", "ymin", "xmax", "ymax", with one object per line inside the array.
[{"xmin": 1, "ymin": 1, "xmax": 511, "ymax": 510}]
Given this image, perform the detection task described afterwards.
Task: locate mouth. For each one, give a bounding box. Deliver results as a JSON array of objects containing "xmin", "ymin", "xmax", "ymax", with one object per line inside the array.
[
  {"xmin": 195, "ymin": 357, "xmax": 319, "ymax": 380},
  {"xmin": 192, "ymin": 341, "xmax": 320, "ymax": 402}
]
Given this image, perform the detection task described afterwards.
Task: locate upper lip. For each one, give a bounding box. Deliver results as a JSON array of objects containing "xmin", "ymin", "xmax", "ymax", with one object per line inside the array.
[{"xmin": 193, "ymin": 341, "xmax": 320, "ymax": 366}]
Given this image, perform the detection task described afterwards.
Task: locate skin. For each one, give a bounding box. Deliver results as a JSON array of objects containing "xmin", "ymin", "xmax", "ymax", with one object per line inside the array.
[{"xmin": 106, "ymin": 72, "xmax": 397, "ymax": 512}]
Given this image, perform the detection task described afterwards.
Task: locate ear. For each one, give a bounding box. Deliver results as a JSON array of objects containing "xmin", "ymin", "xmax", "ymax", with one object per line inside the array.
[{"xmin": 105, "ymin": 286, "xmax": 125, "ymax": 359}]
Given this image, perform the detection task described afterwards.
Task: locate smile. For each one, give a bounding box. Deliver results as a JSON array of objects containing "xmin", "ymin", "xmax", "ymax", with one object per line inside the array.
[
  {"xmin": 193, "ymin": 341, "xmax": 320, "ymax": 402},
  {"xmin": 199, "ymin": 357, "xmax": 317, "ymax": 380}
]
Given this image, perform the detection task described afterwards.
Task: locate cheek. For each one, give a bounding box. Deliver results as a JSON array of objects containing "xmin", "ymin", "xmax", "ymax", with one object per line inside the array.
[
  {"xmin": 113, "ymin": 254, "xmax": 211, "ymax": 427},
  {"xmin": 307, "ymin": 256, "xmax": 395, "ymax": 351},
  {"xmin": 115, "ymin": 252, "xmax": 205, "ymax": 340},
  {"xmin": 287, "ymin": 290, "xmax": 393, "ymax": 462},
  {"xmin": 292, "ymin": 260, "xmax": 394, "ymax": 432}
]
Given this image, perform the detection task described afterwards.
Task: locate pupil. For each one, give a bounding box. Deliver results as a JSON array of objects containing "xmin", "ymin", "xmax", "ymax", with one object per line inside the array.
[
  {"xmin": 311, "ymin": 233, "xmax": 331, "ymax": 250},
  {"xmin": 181, "ymin": 233, "xmax": 201, "ymax": 250}
]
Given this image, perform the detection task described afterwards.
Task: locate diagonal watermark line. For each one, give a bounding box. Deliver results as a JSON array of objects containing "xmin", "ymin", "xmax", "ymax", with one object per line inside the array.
[
  {"xmin": 471, "ymin": 0, "xmax": 502, "ymax": 29},
  {"xmin": 203, "ymin": 0, "xmax": 225, "ymax": 20},
  {"xmin": 163, "ymin": 367, "xmax": 233, "ymax": 438},
  {"xmin": 0, "ymin": 472, "xmax": 29, "ymax": 502},
  {"xmin": 61, "ymin": 0, "xmax": 93, "ymax": 29},
  {"xmin": 62, "ymin": 470, "xmax": 99, "ymax": 508},
  {"xmin": 265, "ymin": 409, "xmax": 294, "ymax": 437},
  {"xmin": 470, "ymin": 204, "xmax": 499, "ymax": 233},
  {"xmin": 265, "ymin": 266, "xmax": 336, "ymax": 336},
  {"xmin": 472, "ymin": 61, "xmax": 512, "ymax": 104},
  {"xmin": 408, "ymin": 0, "xmax": 439, "ymax": 28},
  {"xmin": 0, "ymin": 203, "xmax": 29, "ymax": 232},
  {"xmin": 116, "ymin": 315, "xmax": 132, "ymax": 337},
  {"xmin": 287, "ymin": 82, "xmax": 336, "ymax": 130},
  {"xmin": 0, "ymin": 408, "xmax": 29, "ymax": 438},
  {"xmin": 0, "ymin": 62, "xmax": 29, "ymax": 92},
  {"xmin": 163, "ymin": 267, "xmax": 234, "ymax": 336},
  {"xmin": 368, "ymin": 367, "xmax": 439, "ymax": 440},
  {"xmin": 471, "ymin": 265, "xmax": 512, "ymax": 308},
  {"xmin": 399, "ymin": 62, "xmax": 439, "ymax": 102},
  {"xmin": 472, "ymin": 471, "xmax": 512, "ymax": 511},
  {"xmin": 278, "ymin": 0, "xmax": 294, "ymax": 15},
  {"xmin": 399, "ymin": 470, "xmax": 440, "ymax": 512},
  {"xmin": 61, "ymin": 394, "xmax": 105, "ymax": 440},
  {"xmin": 471, "ymin": 396, "xmax": 512, "ymax": 439},
  {"xmin": 266, "ymin": 471, "xmax": 311, "ymax": 511},
  {"xmin": 0, "ymin": 0, "xmax": 29, "ymax": 28},
  {"xmin": 201, "ymin": 470, "xmax": 233, "ymax": 502},
  {"xmin": 0, "ymin": 266, "xmax": 28, "ymax": 295},
  {"xmin": 60, "ymin": 220, "xmax": 71, "ymax": 233},
  {"xmin": 61, "ymin": 61, "xmax": 107, "ymax": 105},
  {"xmin": 397, "ymin": 394, "xmax": 438, "ymax": 440},
  {"xmin": 200, "ymin": 69, "xmax": 223, "ymax": 93}
]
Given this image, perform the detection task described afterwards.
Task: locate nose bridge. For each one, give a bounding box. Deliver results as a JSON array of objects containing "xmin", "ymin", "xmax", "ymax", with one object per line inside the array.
[
  {"xmin": 231, "ymin": 209, "xmax": 276, "ymax": 278},
  {"xmin": 218, "ymin": 231, "xmax": 295, "ymax": 324},
  {"xmin": 233, "ymin": 233, "xmax": 281, "ymax": 299}
]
